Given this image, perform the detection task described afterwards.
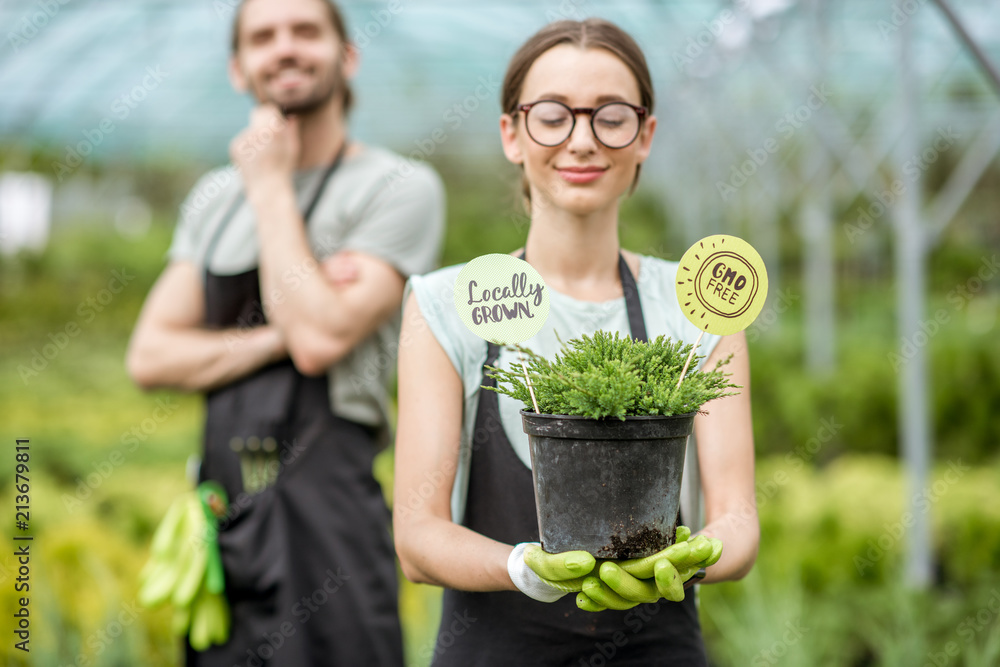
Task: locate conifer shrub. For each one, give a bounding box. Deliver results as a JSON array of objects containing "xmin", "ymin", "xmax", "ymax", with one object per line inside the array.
[{"xmin": 486, "ymin": 331, "xmax": 739, "ymax": 420}]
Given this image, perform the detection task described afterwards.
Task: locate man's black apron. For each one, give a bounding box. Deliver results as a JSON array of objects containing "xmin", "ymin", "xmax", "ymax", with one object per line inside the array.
[
  {"xmin": 432, "ymin": 254, "xmax": 709, "ymax": 667},
  {"xmin": 186, "ymin": 149, "xmax": 404, "ymax": 667}
]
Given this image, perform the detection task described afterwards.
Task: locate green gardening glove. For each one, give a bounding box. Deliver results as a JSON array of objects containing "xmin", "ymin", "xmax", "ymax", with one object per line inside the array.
[
  {"xmin": 509, "ymin": 543, "xmax": 597, "ymax": 602},
  {"xmin": 575, "ymin": 527, "xmax": 723, "ymax": 612},
  {"xmin": 138, "ymin": 482, "xmax": 231, "ymax": 650}
]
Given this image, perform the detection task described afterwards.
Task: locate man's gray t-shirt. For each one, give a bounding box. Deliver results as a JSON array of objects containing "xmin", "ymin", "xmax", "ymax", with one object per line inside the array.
[{"xmin": 169, "ymin": 145, "xmax": 445, "ymax": 445}]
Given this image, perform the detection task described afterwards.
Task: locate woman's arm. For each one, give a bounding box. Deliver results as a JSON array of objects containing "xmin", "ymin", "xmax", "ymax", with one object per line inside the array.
[
  {"xmin": 692, "ymin": 330, "xmax": 759, "ymax": 583},
  {"xmin": 393, "ymin": 291, "xmax": 518, "ymax": 591}
]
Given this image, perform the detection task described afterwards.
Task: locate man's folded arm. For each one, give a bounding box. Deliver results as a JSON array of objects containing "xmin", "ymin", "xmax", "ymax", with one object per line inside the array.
[{"xmin": 125, "ymin": 260, "xmax": 286, "ymax": 392}]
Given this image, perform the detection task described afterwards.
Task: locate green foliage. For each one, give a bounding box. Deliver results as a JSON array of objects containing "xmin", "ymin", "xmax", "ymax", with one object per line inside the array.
[
  {"xmin": 746, "ymin": 287, "xmax": 1000, "ymax": 465},
  {"xmin": 701, "ymin": 454, "xmax": 1000, "ymax": 667},
  {"xmin": 484, "ymin": 330, "xmax": 739, "ymax": 419}
]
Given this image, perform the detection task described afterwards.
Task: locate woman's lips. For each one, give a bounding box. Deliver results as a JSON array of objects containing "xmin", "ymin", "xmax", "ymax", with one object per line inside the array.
[{"xmin": 557, "ymin": 166, "xmax": 607, "ymax": 184}]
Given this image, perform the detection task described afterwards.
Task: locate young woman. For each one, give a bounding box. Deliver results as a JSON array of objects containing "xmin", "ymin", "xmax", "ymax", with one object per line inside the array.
[{"xmin": 394, "ymin": 19, "xmax": 758, "ymax": 665}]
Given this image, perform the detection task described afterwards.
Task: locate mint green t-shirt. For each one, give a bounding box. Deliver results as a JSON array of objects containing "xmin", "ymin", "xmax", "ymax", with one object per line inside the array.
[{"xmin": 406, "ymin": 254, "xmax": 723, "ymax": 526}]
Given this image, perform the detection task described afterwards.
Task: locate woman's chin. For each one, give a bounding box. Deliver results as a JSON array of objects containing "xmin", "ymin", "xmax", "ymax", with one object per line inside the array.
[{"xmin": 550, "ymin": 190, "xmax": 622, "ymax": 218}]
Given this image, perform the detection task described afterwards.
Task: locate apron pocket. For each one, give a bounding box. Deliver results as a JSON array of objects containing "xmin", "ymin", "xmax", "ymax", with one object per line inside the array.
[{"xmin": 215, "ymin": 483, "xmax": 285, "ymax": 601}]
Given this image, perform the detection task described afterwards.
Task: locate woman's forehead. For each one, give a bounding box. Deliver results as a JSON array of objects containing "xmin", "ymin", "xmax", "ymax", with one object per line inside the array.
[{"xmin": 520, "ymin": 44, "xmax": 642, "ymax": 105}]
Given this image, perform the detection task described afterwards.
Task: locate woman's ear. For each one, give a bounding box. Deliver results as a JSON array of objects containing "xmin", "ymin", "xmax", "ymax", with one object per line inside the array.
[
  {"xmin": 634, "ymin": 113, "xmax": 657, "ymax": 165},
  {"xmin": 228, "ymin": 56, "xmax": 248, "ymax": 94},
  {"xmin": 499, "ymin": 113, "xmax": 524, "ymax": 165}
]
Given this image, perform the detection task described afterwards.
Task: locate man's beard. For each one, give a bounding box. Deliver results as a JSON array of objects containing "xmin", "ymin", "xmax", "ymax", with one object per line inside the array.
[{"xmin": 252, "ymin": 57, "xmax": 345, "ymax": 116}]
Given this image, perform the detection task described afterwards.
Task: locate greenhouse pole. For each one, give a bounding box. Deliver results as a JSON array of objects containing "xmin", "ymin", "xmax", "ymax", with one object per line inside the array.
[
  {"xmin": 893, "ymin": 7, "xmax": 933, "ymax": 589},
  {"xmin": 931, "ymin": 0, "xmax": 1000, "ymax": 98},
  {"xmin": 801, "ymin": 0, "xmax": 835, "ymax": 373}
]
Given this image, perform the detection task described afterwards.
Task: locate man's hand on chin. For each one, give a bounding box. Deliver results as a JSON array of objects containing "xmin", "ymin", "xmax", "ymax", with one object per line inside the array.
[{"xmin": 229, "ymin": 104, "xmax": 299, "ymax": 194}]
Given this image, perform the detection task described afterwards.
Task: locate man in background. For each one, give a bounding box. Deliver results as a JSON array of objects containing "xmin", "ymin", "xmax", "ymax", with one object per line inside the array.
[{"xmin": 127, "ymin": 0, "xmax": 444, "ymax": 663}]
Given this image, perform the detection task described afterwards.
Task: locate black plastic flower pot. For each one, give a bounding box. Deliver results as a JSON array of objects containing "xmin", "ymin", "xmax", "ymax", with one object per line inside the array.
[{"xmin": 521, "ymin": 409, "xmax": 696, "ymax": 559}]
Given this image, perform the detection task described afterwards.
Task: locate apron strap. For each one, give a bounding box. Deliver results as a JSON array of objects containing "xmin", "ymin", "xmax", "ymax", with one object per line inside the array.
[
  {"xmin": 619, "ymin": 252, "xmax": 648, "ymax": 343},
  {"xmin": 202, "ymin": 140, "xmax": 350, "ymax": 273}
]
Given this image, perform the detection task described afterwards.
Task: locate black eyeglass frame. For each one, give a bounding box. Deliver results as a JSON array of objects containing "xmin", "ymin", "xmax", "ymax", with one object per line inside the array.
[{"xmin": 516, "ymin": 99, "xmax": 649, "ymax": 149}]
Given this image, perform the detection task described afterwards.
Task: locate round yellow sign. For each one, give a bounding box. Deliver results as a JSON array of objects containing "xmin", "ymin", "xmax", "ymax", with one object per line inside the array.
[
  {"xmin": 675, "ymin": 235, "xmax": 768, "ymax": 336},
  {"xmin": 453, "ymin": 254, "xmax": 550, "ymax": 344}
]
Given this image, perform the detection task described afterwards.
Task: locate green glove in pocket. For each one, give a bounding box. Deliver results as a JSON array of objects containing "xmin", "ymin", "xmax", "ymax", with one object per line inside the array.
[{"xmin": 139, "ymin": 482, "xmax": 231, "ymax": 650}]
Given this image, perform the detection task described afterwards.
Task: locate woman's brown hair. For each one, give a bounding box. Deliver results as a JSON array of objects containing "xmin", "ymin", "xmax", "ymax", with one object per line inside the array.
[{"xmin": 501, "ymin": 18, "xmax": 655, "ymax": 204}]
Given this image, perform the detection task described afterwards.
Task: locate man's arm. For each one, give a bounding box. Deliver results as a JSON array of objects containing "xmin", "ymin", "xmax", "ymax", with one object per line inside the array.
[
  {"xmin": 231, "ymin": 106, "xmax": 429, "ymax": 377},
  {"xmin": 250, "ymin": 184, "xmax": 406, "ymax": 376},
  {"xmin": 126, "ymin": 261, "xmax": 286, "ymax": 392}
]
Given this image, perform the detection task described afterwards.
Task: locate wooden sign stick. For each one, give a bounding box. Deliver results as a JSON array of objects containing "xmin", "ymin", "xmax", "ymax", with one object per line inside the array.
[
  {"xmin": 676, "ymin": 330, "xmax": 705, "ymax": 389},
  {"xmin": 518, "ymin": 349, "xmax": 540, "ymax": 413}
]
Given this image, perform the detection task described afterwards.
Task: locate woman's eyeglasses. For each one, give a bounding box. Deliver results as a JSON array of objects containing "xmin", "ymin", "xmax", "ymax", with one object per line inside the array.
[{"xmin": 517, "ymin": 100, "xmax": 648, "ymax": 149}]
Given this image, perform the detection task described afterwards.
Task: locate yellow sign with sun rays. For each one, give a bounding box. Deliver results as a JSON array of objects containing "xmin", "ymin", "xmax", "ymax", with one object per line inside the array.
[{"xmin": 675, "ymin": 235, "xmax": 769, "ymax": 336}]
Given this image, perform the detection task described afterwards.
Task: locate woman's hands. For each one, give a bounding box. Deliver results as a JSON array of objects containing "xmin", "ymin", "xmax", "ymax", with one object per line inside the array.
[
  {"xmin": 516, "ymin": 526, "xmax": 723, "ymax": 611},
  {"xmin": 576, "ymin": 531, "xmax": 723, "ymax": 611},
  {"xmin": 509, "ymin": 543, "xmax": 596, "ymax": 602}
]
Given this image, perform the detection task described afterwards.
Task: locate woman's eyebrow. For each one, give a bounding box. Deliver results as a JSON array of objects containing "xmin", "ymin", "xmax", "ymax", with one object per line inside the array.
[
  {"xmin": 529, "ymin": 93, "xmax": 634, "ymax": 105},
  {"xmin": 594, "ymin": 94, "xmax": 631, "ymax": 104},
  {"xmin": 533, "ymin": 92, "xmax": 570, "ymax": 102}
]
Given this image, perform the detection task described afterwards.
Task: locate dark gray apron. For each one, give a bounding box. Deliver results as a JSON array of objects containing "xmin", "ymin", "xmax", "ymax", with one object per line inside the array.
[
  {"xmin": 186, "ymin": 148, "xmax": 404, "ymax": 666},
  {"xmin": 432, "ymin": 254, "xmax": 709, "ymax": 667}
]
